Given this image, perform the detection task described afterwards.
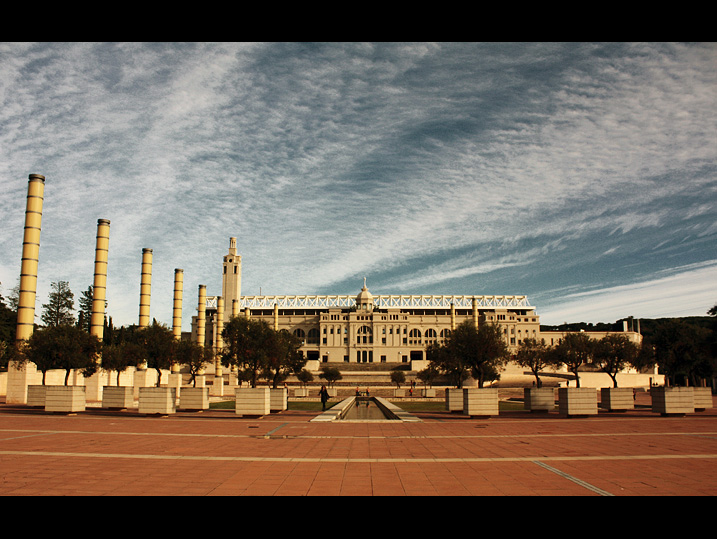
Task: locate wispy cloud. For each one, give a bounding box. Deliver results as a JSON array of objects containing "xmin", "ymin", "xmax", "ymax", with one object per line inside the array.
[{"xmin": 1, "ymin": 43, "xmax": 715, "ymax": 328}]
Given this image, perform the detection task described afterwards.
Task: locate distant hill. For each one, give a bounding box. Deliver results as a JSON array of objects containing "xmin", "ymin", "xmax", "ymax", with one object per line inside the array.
[{"xmin": 540, "ymin": 316, "xmax": 714, "ymax": 338}]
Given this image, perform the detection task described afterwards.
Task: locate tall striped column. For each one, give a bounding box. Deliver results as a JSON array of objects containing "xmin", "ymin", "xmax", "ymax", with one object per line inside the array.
[
  {"xmin": 7, "ymin": 174, "xmax": 45, "ymax": 404},
  {"xmin": 138, "ymin": 248, "xmax": 153, "ymax": 328},
  {"xmin": 213, "ymin": 297, "xmax": 224, "ymax": 396},
  {"xmin": 90, "ymin": 219, "xmax": 110, "ymax": 339},
  {"xmin": 196, "ymin": 284, "xmax": 206, "ymax": 347},
  {"xmin": 171, "ymin": 268, "xmax": 183, "ymax": 374},
  {"xmin": 86, "ymin": 218, "xmax": 110, "ymax": 401},
  {"xmin": 15, "ymin": 174, "xmax": 45, "ymax": 343}
]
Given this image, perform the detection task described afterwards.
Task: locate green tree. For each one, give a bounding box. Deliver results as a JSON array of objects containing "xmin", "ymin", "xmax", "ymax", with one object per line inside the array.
[
  {"xmin": 426, "ymin": 338, "xmax": 469, "ymax": 388},
  {"xmin": 296, "ymin": 368, "xmax": 314, "ymax": 388},
  {"xmin": 476, "ymin": 322, "xmax": 511, "ymax": 386},
  {"xmin": 22, "ymin": 324, "xmax": 101, "ymax": 385},
  {"xmin": 77, "ymin": 285, "xmax": 93, "ymax": 333},
  {"xmin": 651, "ymin": 319, "xmax": 712, "ymax": 387},
  {"xmin": 592, "ymin": 334, "xmax": 640, "ymax": 388},
  {"xmin": 425, "ymin": 321, "xmax": 509, "ymax": 388},
  {"xmin": 221, "ymin": 316, "xmax": 274, "ymax": 388},
  {"xmin": 390, "ymin": 369, "xmax": 406, "ymax": 388},
  {"xmin": 552, "ymin": 332, "xmax": 594, "ymax": 388},
  {"xmin": 136, "ymin": 320, "xmax": 175, "ymax": 387},
  {"xmin": 101, "ymin": 341, "xmax": 144, "ymax": 385},
  {"xmin": 263, "ymin": 329, "xmax": 305, "ymax": 388},
  {"xmin": 41, "ymin": 280, "xmax": 75, "ymax": 327},
  {"xmin": 417, "ymin": 363, "xmax": 440, "ymax": 389},
  {"xmin": 514, "ymin": 337, "xmax": 557, "ymax": 388},
  {"xmin": 0, "ymin": 283, "xmax": 17, "ymax": 369},
  {"xmin": 174, "ymin": 339, "xmax": 212, "ymax": 387},
  {"xmin": 318, "ymin": 365, "xmax": 342, "ymax": 388},
  {"xmin": 0, "ymin": 283, "xmax": 16, "ymax": 342}
]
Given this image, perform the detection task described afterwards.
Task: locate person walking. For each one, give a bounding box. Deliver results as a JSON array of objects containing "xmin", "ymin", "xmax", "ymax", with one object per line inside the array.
[{"xmin": 319, "ymin": 385, "xmax": 330, "ymax": 411}]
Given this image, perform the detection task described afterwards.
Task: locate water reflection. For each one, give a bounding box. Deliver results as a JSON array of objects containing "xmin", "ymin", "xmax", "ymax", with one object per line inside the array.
[{"xmin": 342, "ymin": 397, "xmax": 393, "ymax": 420}]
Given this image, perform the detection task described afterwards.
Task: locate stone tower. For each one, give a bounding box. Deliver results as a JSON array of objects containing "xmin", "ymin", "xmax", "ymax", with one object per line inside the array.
[{"xmin": 222, "ymin": 237, "xmax": 241, "ymax": 324}]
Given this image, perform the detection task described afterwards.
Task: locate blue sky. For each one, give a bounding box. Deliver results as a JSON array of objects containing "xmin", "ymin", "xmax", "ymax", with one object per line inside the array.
[{"xmin": 1, "ymin": 42, "xmax": 715, "ymax": 330}]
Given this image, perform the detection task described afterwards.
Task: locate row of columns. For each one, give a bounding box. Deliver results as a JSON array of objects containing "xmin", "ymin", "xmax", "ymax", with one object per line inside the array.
[{"xmin": 8, "ymin": 174, "xmax": 218, "ymax": 404}]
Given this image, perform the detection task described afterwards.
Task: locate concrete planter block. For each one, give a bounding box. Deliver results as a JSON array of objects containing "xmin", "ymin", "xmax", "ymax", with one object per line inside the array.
[
  {"xmin": 445, "ymin": 388, "xmax": 464, "ymax": 412},
  {"xmin": 102, "ymin": 386, "xmax": 134, "ymax": 409},
  {"xmin": 138, "ymin": 387, "xmax": 176, "ymax": 415},
  {"xmin": 558, "ymin": 387, "xmax": 597, "ymax": 417},
  {"xmin": 524, "ymin": 387, "xmax": 555, "ymax": 412},
  {"xmin": 463, "ymin": 388, "xmax": 499, "ymax": 418},
  {"xmin": 235, "ymin": 387, "xmax": 270, "ymax": 416},
  {"xmin": 27, "ymin": 385, "xmax": 47, "ymax": 407},
  {"xmin": 421, "ymin": 388, "xmax": 436, "ymax": 398},
  {"xmin": 294, "ymin": 388, "xmax": 309, "ymax": 397},
  {"xmin": 393, "ymin": 388, "xmax": 405, "ymax": 397},
  {"xmin": 694, "ymin": 387, "xmax": 713, "ymax": 411},
  {"xmin": 179, "ymin": 387, "xmax": 209, "ymax": 411},
  {"xmin": 600, "ymin": 388, "xmax": 634, "ymax": 412},
  {"xmin": 651, "ymin": 387, "xmax": 694, "ymax": 416},
  {"xmin": 327, "ymin": 387, "xmax": 337, "ymax": 397},
  {"xmin": 45, "ymin": 386, "xmax": 86, "ymax": 413},
  {"xmin": 270, "ymin": 388, "xmax": 288, "ymax": 412},
  {"xmin": 210, "ymin": 375, "xmax": 225, "ymax": 397}
]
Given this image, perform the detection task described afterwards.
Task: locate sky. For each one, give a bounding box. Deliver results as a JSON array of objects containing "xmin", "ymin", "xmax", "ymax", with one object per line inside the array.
[{"xmin": 1, "ymin": 42, "xmax": 716, "ymax": 331}]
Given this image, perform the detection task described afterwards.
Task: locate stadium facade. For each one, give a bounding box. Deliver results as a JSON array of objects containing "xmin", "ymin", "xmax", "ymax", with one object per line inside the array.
[{"xmin": 191, "ymin": 238, "xmax": 642, "ymax": 366}]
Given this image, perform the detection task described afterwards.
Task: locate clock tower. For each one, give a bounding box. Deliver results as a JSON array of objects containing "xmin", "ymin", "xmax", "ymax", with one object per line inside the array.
[{"xmin": 222, "ymin": 237, "xmax": 241, "ymax": 324}]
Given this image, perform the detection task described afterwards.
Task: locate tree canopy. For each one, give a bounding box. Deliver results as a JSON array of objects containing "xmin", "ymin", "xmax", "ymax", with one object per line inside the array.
[
  {"xmin": 592, "ymin": 334, "xmax": 640, "ymax": 388},
  {"xmin": 22, "ymin": 324, "xmax": 101, "ymax": 385},
  {"xmin": 173, "ymin": 338, "xmax": 213, "ymax": 387},
  {"xmin": 262, "ymin": 329, "xmax": 305, "ymax": 388},
  {"xmin": 41, "ymin": 280, "xmax": 75, "ymax": 327},
  {"xmin": 135, "ymin": 320, "xmax": 175, "ymax": 387},
  {"xmin": 426, "ymin": 320, "xmax": 510, "ymax": 388},
  {"xmin": 221, "ymin": 316, "xmax": 276, "ymax": 388},
  {"xmin": 513, "ymin": 337, "xmax": 558, "ymax": 388}
]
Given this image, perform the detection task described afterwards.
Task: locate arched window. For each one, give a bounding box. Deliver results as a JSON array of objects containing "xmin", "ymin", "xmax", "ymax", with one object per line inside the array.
[
  {"xmin": 293, "ymin": 328, "xmax": 305, "ymax": 339},
  {"xmin": 307, "ymin": 328, "xmax": 320, "ymax": 344},
  {"xmin": 425, "ymin": 328, "xmax": 437, "ymax": 339},
  {"xmin": 357, "ymin": 325, "xmax": 372, "ymax": 344}
]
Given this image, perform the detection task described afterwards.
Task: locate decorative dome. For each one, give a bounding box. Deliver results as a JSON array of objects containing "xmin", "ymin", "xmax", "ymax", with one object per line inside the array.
[{"xmin": 355, "ymin": 277, "xmax": 374, "ymax": 310}]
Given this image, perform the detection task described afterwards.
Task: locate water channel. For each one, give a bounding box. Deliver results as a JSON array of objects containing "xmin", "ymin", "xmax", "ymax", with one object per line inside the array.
[{"xmin": 341, "ymin": 396, "xmax": 396, "ymax": 421}]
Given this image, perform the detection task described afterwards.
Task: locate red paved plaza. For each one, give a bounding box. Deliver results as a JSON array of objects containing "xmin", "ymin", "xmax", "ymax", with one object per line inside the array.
[{"xmin": 1, "ymin": 398, "xmax": 716, "ymax": 496}]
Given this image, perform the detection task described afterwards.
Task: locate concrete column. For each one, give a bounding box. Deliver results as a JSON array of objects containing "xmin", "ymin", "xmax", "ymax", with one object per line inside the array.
[
  {"xmin": 216, "ymin": 297, "xmax": 224, "ymax": 365},
  {"xmin": 213, "ymin": 297, "xmax": 224, "ymax": 396},
  {"xmin": 138, "ymin": 248, "xmax": 153, "ymax": 329},
  {"xmin": 171, "ymin": 268, "xmax": 183, "ymax": 377},
  {"xmin": 15, "ymin": 175, "xmax": 45, "ymax": 343},
  {"xmin": 196, "ymin": 285, "xmax": 206, "ymax": 347},
  {"xmin": 194, "ymin": 285, "xmax": 207, "ymax": 378},
  {"xmin": 273, "ymin": 302, "xmax": 279, "ymax": 331},
  {"xmin": 7, "ymin": 174, "xmax": 45, "ymax": 404},
  {"xmin": 90, "ymin": 219, "xmax": 110, "ymax": 339},
  {"xmin": 86, "ymin": 218, "xmax": 111, "ymax": 401},
  {"xmin": 450, "ymin": 302, "xmax": 456, "ymax": 331},
  {"xmin": 232, "ymin": 299, "xmax": 238, "ymax": 318},
  {"xmin": 472, "ymin": 297, "xmax": 478, "ymax": 328},
  {"xmin": 134, "ymin": 248, "xmax": 152, "ymax": 390}
]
